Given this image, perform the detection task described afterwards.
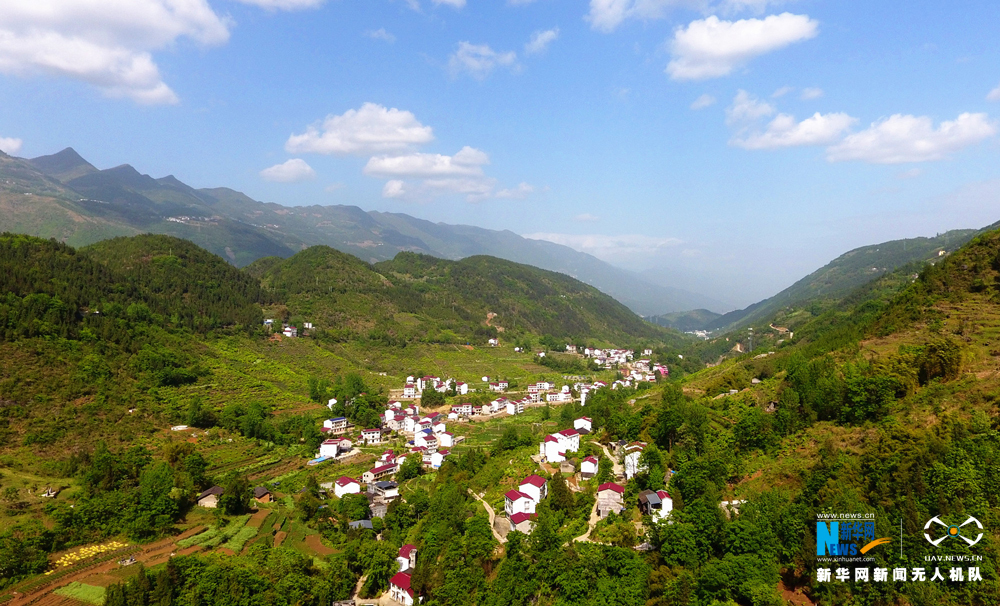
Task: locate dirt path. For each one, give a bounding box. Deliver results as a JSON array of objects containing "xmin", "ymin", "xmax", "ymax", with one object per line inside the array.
[
  {"xmin": 599, "ymin": 443, "xmax": 623, "ymax": 477},
  {"xmin": 468, "ymin": 490, "xmax": 506, "ymax": 544},
  {"xmin": 10, "ymin": 527, "xmax": 206, "ymax": 605},
  {"xmin": 571, "ymin": 499, "xmax": 601, "ymax": 544}
]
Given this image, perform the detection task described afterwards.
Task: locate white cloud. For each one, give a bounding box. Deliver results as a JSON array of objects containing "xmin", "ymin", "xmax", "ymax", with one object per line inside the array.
[
  {"xmin": 0, "ymin": 136, "xmax": 22, "ymax": 154},
  {"xmin": 0, "ymin": 0, "xmax": 230, "ymax": 104},
  {"xmin": 725, "ymin": 90, "xmax": 774, "ymax": 125},
  {"xmin": 733, "ymin": 112, "xmax": 856, "ymax": 149},
  {"xmin": 364, "ymin": 146, "xmax": 489, "ymax": 178},
  {"xmin": 586, "ymin": 0, "xmax": 703, "ymax": 33},
  {"xmin": 233, "ymin": 0, "xmax": 324, "ymax": 10},
  {"xmin": 574, "ymin": 213, "xmax": 601, "ymax": 222},
  {"xmin": 383, "ymin": 180, "xmax": 406, "ymax": 198},
  {"xmin": 260, "ymin": 159, "xmax": 316, "ymax": 182},
  {"xmin": 286, "ymin": 103, "xmax": 434, "ymax": 155},
  {"xmin": 771, "ymin": 85, "xmax": 793, "ymax": 98},
  {"xmin": 496, "ymin": 182, "xmax": 534, "ymax": 198},
  {"xmin": 432, "ymin": 0, "xmax": 466, "ymax": 7},
  {"xmin": 324, "ymin": 182, "xmax": 346, "ymax": 192},
  {"xmin": 827, "ymin": 112, "xmax": 997, "ymax": 164},
  {"xmin": 449, "ymin": 42, "xmax": 517, "ymax": 79},
  {"xmin": 719, "ymin": 0, "xmax": 786, "ymax": 14},
  {"xmin": 522, "ymin": 232, "xmax": 683, "ymax": 261},
  {"xmin": 666, "ymin": 13, "xmax": 819, "ymax": 80},
  {"xmin": 988, "ymin": 83, "xmax": 1000, "ymax": 102},
  {"xmin": 690, "ymin": 93, "xmax": 716, "ymax": 110},
  {"xmin": 800, "ymin": 86, "xmax": 823, "ymax": 100},
  {"xmin": 525, "ymin": 28, "xmax": 559, "ymax": 55},
  {"xmin": 365, "ymin": 28, "xmax": 396, "ymax": 43}
]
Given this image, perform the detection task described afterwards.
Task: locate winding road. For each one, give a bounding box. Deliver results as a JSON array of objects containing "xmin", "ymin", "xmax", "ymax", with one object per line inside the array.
[
  {"xmin": 467, "ymin": 490, "xmax": 507, "ymax": 544},
  {"xmin": 599, "ymin": 443, "xmax": 624, "ymax": 477}
]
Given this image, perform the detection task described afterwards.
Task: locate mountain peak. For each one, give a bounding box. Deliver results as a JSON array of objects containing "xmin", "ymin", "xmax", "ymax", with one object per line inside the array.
[{"xmin": 27, "ymin": 147, "xmax": 98, "ymax": 182}]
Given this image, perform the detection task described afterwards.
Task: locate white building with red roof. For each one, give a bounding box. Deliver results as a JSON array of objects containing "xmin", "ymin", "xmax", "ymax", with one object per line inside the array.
[
  {"xmin": 580, "ymin": 456, "xmax": 599, "ymax": 479},
  {"xmin": 539, "ymin": 428, "xmax": 580, "ymax": 463},
  {"xmin": 389, "ymin": 572, "xmax": 416, "ymax": 606},
  {"xmin": 362, "ymin": 463, "xmax": 397, "ymax": 484},
  {"xmin": 623, "ymin": 442, "xmax": 647, "ymax": 480},
  {"xmin": 597, "ymin": 482, "xmax": 625, "ymax": 519},
  {"xmin": 505, "ymin": 489, "xmax": 536, "ymax": 516},
  {"xmin": 518, "ymin": 475, "xmax": 548, "ymax": 503},
  {"xmin": 509, "ymin": 512, "xmax": 536, "ymax": 533},
  {"xmin": 397, "ymin": 544, "xmax": 418, "ymax": 572},
  {"xmin": 334, "ymin": 476, "xmax": 360, "ymax": 498},
  {"xmin": 574, "ymin": 417, "xmax": 592, "ymax": 433}
]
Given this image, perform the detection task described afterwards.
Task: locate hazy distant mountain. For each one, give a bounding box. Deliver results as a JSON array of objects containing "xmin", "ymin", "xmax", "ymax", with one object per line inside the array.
[
  {"xmin": 0, "ymin": 147, "xmax": 721, "ymax": 315},
  {"xmin": 647, "ymin": 309, "xmax": 722, "ymax": 332},
  {"xmin": 698, "ymin": 226, "xmax": 997, "ymax": 333}
]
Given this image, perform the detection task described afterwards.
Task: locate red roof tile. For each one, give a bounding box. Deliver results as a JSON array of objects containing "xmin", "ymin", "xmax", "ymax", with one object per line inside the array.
[{"xmin": 598, "ymin": 482, "xmax": 625, "ymax": 494}]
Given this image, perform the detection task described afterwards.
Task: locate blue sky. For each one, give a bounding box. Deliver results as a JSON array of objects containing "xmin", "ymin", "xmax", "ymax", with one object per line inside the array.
[{"xmin": 1, "ymin": 0, "xmax": 999, "ymax": 306}]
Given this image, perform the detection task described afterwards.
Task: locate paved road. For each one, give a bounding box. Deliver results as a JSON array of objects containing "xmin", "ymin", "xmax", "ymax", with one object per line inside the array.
[
  {"xmin": 571, "ymin": 499, "xmax": 601, "ymax": 543},
  {"xmin": 468, "ymin": 490, "xmax": 507, "ymax": 544}
]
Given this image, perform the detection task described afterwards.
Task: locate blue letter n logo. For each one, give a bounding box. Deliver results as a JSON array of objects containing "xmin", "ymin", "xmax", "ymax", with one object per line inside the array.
[{"xmin": 817, "ymin": 522, "xmax": 839, "ymax": 556}]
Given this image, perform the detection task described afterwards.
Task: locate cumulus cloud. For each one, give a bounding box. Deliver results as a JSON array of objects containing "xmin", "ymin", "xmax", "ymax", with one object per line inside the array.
[
  {"xmin": 525, "ymin": 28, "xmax": 560, "ymax": 55},
  {"xmin": 690, "ymin": 93, "xmax": 716, "ymax": 110},
  {"xmin": 383, "ymin": 180, "xmax": 406, "ymax": 198},
  {"xmin": 260, "ymin": 159, "xmax": 316, "ymax": 182},
  {"xmin": 725, "ymin": 90, "xmax": 774, "ymax": 125},
  {"xmin": 771, "ymin": 85, "xmax": 793, "ymax": 98},
  {"xmin": 800, "ymin": 86, "xmax": 823, "ymax": 99},
  {"xmin": 0, "ymin": 0, "xmax": 230, "ymax": 104},
  {"xmin": 286, "ymin": 103, "xmax": 434, "ymax": 155},
  {"xmin": 364, "ymin": 146, "xmax": 490, "ymax": 178},
  {"xmin": 666, "ymin": 13, "xmax": 819, "ymax": 80},
  {"xmin": 496, "ymin": 182, "xmax": 534, "ymax": 198},
  {"xmin": 586, "ymin": 0, "xmax": 704, "ymax": 33},
  {"xmin": 733, "ymin": 112, "xmax": 856, "ymax": 149},
  {"xmin": 449, "ymin": 42, "xmax": 517, "ymax": 79},
  {"xmin": 0, "ymin": 136, "xmax": 22, "ymax": 155},
  {"xmin": 234, "ymin": 0, "xmax": 324, "ymax": 10},
  {"xmin": 365, "ymin": 28, "xmax": 396, "ymax": 43},
  {"xmin": 988, "ymin": 83, "xmax": 1000, "ymax": 102},
  {"xmin": 522, "ymin": 232, "xmax": 683, "ymax": 261},
  {"xmin": 827, "ymin": 113, "xmax": 997, "ymax": 164}
]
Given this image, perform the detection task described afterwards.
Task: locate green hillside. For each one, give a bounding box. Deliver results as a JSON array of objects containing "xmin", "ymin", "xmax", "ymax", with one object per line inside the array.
[
  {"xmin": 1, "ymin": 147, "xmax": 723, "ymax": 315},
  {"xmin": 257, "ymin": 247, "xmax": 678, "ymax": 345},
  {"xmin": 703, "ymin": 226, "xmax": 993, "ymax": 333}
]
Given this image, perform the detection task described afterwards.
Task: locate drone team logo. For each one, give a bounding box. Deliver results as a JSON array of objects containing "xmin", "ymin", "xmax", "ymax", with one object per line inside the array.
[{"xmin": 924, "ymin": 516, "xmax": 983, "ymax": 547}]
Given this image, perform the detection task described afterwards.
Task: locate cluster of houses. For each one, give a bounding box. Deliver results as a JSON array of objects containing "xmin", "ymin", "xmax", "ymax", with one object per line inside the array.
[
  {"xmin": 538, "ymin": 417, "xmax": 592, "ymax": 463},
  {"xmin": 580, "ymin": 347, "xmax": 634, "ymax": 368},
  {"xmin": 503, "ymin": 474, "xmax": 549, "ymax": 533},
  {"xmin": 263, "ymin": 319, "xmax": 314, "ymax": 338},
  {"xmin": 402, "ymin": 375, "xmax": 469, "ymax": 399}
]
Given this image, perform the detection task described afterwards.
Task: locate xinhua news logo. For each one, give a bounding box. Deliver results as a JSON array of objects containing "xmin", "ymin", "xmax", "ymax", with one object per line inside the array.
[{"xmin": 816, "ymin": 515, "xmax": 891, "ymax": 558}]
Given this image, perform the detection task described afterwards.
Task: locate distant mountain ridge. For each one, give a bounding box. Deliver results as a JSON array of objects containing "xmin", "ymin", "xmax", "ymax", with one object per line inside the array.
[
  {"xmin": 0, "ymin": 147, "xmax": 722, "ymax": 316},
  {"xmin": 699, "ymin": 225, "xmax": 998, "ymax": 333}
]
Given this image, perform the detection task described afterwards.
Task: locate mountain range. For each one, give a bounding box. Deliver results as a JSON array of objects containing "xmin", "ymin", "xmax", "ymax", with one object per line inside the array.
[{"xmin": 0, "ymin": 147, "xmax": 725, "ymax": 317}]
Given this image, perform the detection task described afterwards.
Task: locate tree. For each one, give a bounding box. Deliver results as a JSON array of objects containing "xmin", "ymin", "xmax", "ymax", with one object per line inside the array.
[
  {"xmin": 397, "ymin": 455, "xmax": 424, "ymax": 482},
  {"xmin": 420, "ymin": 389, "xmax": 445, "ymax": 408},
  {"xmin": 548, "ymin": 473, "xmax": 574, "ymax": 513},
  {"xmin": 218, "ymin": 474, "xmax": 251, "ymax": 515},
  {"xmin": 596, "ymin": 458, "xmax": 614, "ymax": 484}
]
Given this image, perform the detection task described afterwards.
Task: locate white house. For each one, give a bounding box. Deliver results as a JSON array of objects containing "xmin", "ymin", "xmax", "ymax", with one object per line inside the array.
[
  {"xmin": 319, "ymin": 439, "xmax": 341, "ymax": 459},
  {"xmin": 397, "ymin": 544, "xmax": 418, "ymax": 572},
  {"xmin": 539, "ymin": 429, "xmax": 580, "ymax": 463},
  {"xmin": 505, "ymin": 489, "xmax": 536, "ymax": 516},
  {"xmin": 430, "ymin": 449, "xmax": 449, "ymax": 468},
  {"xmin": 488, "ymin": 338, "xmax": 499, "ymax": 347},
  {"xmin": 389, "ymin": 572, "xmax": 416, "ymax": 606},
  {"xmin": 432, "ymin": 420, "xmax": 447, "ymax": 434},
  {"xmin": 362, "ymin": 463, "xmax": 397, "ymax": 484},
  {"xmin": 623, "ymin": 442, "xmax": 647, "ymax": 480},
  {"xmin": 361, "ymin": 428, "xmax": 383, "ymax": 445},
  {"xmin": 439, "ymin": 432, "xmax": 455, "ymax": 448},
  {"xmin": 574, "ymin": 417, "xmax": 592, "ymax": 433},
  {"xmin": 334, "ymin": 476, "xmax": 361, "ymax": 498},
  {"xmin": 455, "ymin": 382, "xmax": 469, "ymax": 395},
  {"xmin": 323, "ymin": 417, "xmax": 349, "ymax": 434},
  {"xmin": 639, "ymin": 490, "xmax": 674, "ymax": 521},
  {"xmin": 403, "ymin": 415, "xmax": 419, "ymax": 433},
  {"xmin": 509, "ymin": 512, "xmax": 536, "ymax": 533},
  {"xmin": 580, "ymin": 456, "xmax": 599, "ymax": 479},
  {"xmin": 403, "ymin": 384, "xmax": 417, "ymax": 399},
  {"xmin": 506, "ymin": 399, "xmax": 525, "ymax": 416},
  {"xmin": 282, "ymin": 326, "xmax": 297, "ymax": 338},
  {"xmin": 518, "ymin": 475, "xmax": 548, "ymax": 503}
]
